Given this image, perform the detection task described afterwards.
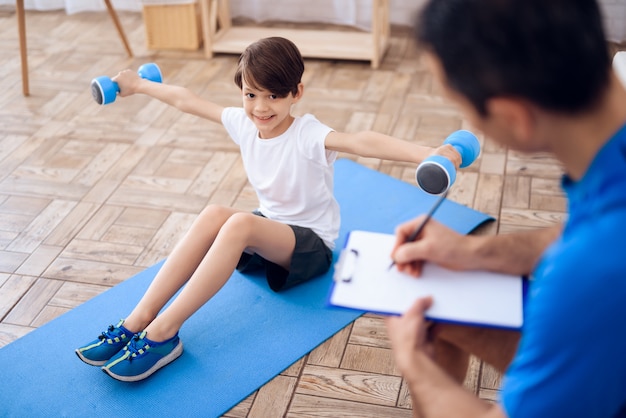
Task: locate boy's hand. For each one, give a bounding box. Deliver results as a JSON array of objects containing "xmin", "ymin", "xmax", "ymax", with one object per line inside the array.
[
  {"xmin": 431, "ymin": 144, "xmax": 462, "ymax": 168},
  {"xmin": 112, "ymin": 69, "xmax": 143, "ymax": 97}
]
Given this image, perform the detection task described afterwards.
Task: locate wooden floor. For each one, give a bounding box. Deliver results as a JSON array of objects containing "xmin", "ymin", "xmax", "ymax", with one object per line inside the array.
[{"xmin": 0, "ymin": 7, "xmax": 577, "ymax": 417}]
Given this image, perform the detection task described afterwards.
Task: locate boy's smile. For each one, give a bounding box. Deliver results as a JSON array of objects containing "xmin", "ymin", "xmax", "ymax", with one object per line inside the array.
[{"xmin": 241, "ymin": 80, "xmax": 303, "ymax": 139}]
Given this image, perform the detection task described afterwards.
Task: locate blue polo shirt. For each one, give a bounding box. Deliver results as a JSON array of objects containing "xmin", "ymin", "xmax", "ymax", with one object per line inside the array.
[{"xmin": 501, "ymin": 123, "xmax": 626, "ymax": 417}]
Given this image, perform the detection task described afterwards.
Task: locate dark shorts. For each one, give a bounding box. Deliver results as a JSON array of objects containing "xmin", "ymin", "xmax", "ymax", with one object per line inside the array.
[{"xmin": 236, "ymin": 211, "xmax": 333, "ymax": 292}]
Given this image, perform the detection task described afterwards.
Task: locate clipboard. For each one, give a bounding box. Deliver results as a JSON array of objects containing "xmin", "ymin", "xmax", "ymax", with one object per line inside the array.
[{"xmin": 329, "ymin": 230, "xmax": 525, "ymax": 330}]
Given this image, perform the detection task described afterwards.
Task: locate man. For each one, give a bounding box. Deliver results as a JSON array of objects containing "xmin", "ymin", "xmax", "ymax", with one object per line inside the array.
[{"xmin": 387, "ymin": 0, "xmax": 626, "ymax": 417}]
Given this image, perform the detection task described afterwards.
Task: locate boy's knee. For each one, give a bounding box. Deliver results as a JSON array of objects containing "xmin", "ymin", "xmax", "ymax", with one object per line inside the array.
[
  {"xmin": 190, "ymin": 205, "xmax": 237, "ymax": 233},
  {"xmin": 220, "ymin": 212, "xmax": 258, "ymax": 239},
  {"xmin": 196, "ymin": 204, "xmax": 234, "ymax": 225},
  {"xmin": 200, "ymin": 204, "xmax": 229, "ymax": 218}
]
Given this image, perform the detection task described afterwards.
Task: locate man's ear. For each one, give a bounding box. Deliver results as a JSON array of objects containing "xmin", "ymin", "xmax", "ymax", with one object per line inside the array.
[{"xmin": 486, "ymin": 97, "xmax": 535, "ymax": 142}]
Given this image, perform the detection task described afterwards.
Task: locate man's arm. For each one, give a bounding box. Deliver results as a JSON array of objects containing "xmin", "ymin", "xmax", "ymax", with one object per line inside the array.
[
  {"xmin": 391, "ymin": 219, "xmax": 561, "ymax": 277},
  {"xmin": 113, "ymin": 69, "xmax": 224, "ymax": 124},
  {"xmin": 470, "ymin": 225, "xmax": 561, "ymax": 275},
  {"xmin": 386, "ymin": 297, "xmax": 508, "ymax": 418}
]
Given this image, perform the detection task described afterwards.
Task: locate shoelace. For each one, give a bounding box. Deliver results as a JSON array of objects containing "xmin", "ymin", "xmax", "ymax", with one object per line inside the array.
[
  {"xmin": 124, "ymin": 333, "xmax": 150, "ymax": 361},
  {"xmin": 98, "ymin": 324, "xmax": 118, "ymax": 341}
]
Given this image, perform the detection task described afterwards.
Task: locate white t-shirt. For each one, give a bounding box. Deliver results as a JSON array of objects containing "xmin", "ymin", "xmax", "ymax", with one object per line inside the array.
[{"xmin": 221, "ymin": 107, "xmax": 340, "ymax": 249}]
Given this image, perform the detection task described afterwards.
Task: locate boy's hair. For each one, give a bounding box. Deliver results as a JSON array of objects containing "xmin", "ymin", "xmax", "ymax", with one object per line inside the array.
[
  {"xmin": 415, "ymin": 0, "xmax": 611, "ymax": 116},
  {"xmin": 234, "ymin": 37, "xmax": 305, "ymax": 98}
]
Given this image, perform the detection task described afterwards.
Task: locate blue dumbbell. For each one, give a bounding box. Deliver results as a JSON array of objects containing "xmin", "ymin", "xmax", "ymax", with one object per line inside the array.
[
  {"xmin": 415, "ymin": 130, "xmax": 480, "ymax": 195},
  {"xmin": 90, "ymin": 63, "xmax": 162, "ymax": 105}
]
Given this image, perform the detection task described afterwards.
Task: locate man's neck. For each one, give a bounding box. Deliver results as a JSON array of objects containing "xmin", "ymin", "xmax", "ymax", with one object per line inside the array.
[{"xmin": 546, "ymin": 72, "xmax": 626, "ymax": 180}]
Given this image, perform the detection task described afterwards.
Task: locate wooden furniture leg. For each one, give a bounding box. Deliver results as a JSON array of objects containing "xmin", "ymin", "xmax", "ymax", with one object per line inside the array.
[
  {"xmin": 16, "ymin": 0, "xmax": 29, "ymax": 96},
  {"xmin": 104, "ymin": 0, "xmax": 133, "ymax": 57},
  {"xmin": 16, "ymin": 0, "xmax": 132, "ymax": 97},
  {"xmin": 200, "ymin": 0, "xmax": 231, "ymax": 59}
]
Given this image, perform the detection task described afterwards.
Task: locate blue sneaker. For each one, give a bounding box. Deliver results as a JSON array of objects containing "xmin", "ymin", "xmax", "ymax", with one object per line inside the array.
[
  {"xmin": 102, "ymin": 331, "xmax": 183, "ymax": 382},
  {"xmin": 75, "ymin": 320, "xmax": 134, "ymax": 366}
]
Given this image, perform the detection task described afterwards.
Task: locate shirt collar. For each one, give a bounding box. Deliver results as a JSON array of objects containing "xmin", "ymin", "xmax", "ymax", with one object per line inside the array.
[{"xmin": 562, "ymin": 122, "xmax": 626, "ymax": 207}]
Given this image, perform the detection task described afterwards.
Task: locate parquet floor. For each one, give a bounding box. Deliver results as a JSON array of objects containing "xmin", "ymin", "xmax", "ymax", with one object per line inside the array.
[{"xmin": 0, "ymin": 6, "xmax": 581, "ymax": 417}]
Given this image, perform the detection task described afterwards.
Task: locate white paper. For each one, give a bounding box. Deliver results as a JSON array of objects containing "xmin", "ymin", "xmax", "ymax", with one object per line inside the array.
[{"xmin": 330, "ymin": 230, "xmax": 524, "ymax": 329}]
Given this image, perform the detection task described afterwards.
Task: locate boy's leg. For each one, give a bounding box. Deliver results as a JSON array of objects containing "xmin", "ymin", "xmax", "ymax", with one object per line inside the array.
[
  {"xmin": 77, "ymin": 204, "xmax": 242, "ymax": 365},
  {"xmin": 141, "ymin": 212, "xmax": 297, "ymax": 342},
  {"xmin": 123, "ymin": 205, "xmax": 244, "ymax": 332}
]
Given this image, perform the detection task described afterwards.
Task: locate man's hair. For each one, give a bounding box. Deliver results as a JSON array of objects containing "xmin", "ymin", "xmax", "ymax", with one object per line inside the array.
[
  {"xmin": 234, "ymin": 37, "xmax": 304, "ymax": 98},
  {"xmin": 415, "ymin": 0, "xmax": 611, "ymax": 116}
]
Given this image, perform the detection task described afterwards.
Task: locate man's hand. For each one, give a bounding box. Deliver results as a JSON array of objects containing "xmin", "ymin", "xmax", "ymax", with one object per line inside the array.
[
  {"xmin": 391, "ymin": 217, "xmax": 474, "ymax": 276},
  {"xmin": 386, "ymin": 297, "xmax": 435, "ymax": 377}
]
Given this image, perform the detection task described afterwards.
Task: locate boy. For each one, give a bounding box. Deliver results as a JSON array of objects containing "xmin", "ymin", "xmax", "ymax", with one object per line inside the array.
[{"xmin": 76, "ymin": 37, "xmax": 460, "ymax": 382}]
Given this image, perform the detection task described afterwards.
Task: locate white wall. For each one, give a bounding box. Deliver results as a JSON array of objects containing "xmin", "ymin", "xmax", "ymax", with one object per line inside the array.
[
  {"xmin": 227, "ymin": 0, "xmax": 426, "ymax": 31},
  {"xmin": 614, "ymin": 52, "xmax": 626, "ymax": 86},
  {"xmin": 3, "ymin": 0, "xmax": 625, "ymax": 42},
  {"xmin": 599, "ymin": 0, "xmax": 626, "ymax": 42}
]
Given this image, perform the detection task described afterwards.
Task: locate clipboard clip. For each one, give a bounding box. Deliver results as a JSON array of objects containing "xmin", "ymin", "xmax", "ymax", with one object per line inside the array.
[{"xmin": 333, "ymin": 248, "xmax": 359, "ymax": 283}]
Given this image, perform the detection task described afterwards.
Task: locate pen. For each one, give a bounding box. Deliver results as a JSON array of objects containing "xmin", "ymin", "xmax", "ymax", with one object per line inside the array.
[{"xmin": 388, "ymin": 190, "xmax": 448, "ymax": 270}]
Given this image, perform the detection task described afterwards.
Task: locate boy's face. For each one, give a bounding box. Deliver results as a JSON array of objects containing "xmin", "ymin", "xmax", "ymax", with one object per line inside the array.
[{"xmin": 241, "ymin": 80, "xmax": 303, "ymax": 139}]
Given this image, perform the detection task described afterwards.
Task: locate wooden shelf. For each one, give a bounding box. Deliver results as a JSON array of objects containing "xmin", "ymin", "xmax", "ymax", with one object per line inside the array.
[{"xmin": 199, "ymin": 0, "xmax": 390, "ymax": 69}]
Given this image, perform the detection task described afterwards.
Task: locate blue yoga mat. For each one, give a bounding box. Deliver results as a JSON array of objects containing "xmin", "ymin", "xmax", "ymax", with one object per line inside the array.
[{"xmin": 0, "ymin": 159, "xmax": 492, "ymax": 417}]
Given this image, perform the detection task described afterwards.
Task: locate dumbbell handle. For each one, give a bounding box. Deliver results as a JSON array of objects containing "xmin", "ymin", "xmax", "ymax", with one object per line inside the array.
[
  {"xmin": 415, "ymin": 130, "xmax": 480, "ymax": 195},
  {"xmin": 91, "ymin": 63, "xmax": 162, "ymax": 105}
]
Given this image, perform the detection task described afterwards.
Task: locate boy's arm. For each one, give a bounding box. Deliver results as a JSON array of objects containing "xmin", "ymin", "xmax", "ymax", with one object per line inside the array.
[
  {"xmin": 113, "ymin": 70, "xmax": 224, "ymax": 123},
  {"xmin": 324, "ymin": 130, "xmax": 461, "ymax": 166}
]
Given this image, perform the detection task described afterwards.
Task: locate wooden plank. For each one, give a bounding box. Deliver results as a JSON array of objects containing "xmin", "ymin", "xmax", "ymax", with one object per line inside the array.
[
  {"xmin": 480, "ymin": 363, "xmax": 503, "ymax": 391},
  {"xmin": 348, "ymin": 315, "xmax": 390, "ymax": 349},
  {"xmin": 308, "ymin": 324, "xmax": 352, "ymax": 368},
  {"xmin": 287, "ymin": 393, "xmax": 412, "ymax": 418},
  {"xmin": 249, "ymin": 375, "xmax": 297, "ymax": 418},
  {"xmin": 499, "ymin": 208, "xmax": 566, "ymax": 230},
  {"xmin": 135, "ymin": 212, "xmax": 197, "ymax": 267},
  {"xmin": 43, "ymin": 257, "xmax": 144, "ymax": 287},
  {"xmin": 0, "ymin": 275, "xmax": 37, "ymax": 320},
  {"xmin": 341, "ymin": 344, "xmax": 398, "ymax": 376},
  {"xmin": 297, "ymin": 364, "xmax": 402, "ymax": 407},
  {"xmin": 201, "ymin": 0, "xmax": 389, "ymax": 68},
  {"xmin": 464, "ymin": 355, "xmax": 483, "ymax": 395},
  {"xmin": 3, "ymin": 278, "xmax": 63, "ymax": 326},
  {"xmin": 473, "ymin": 173, "xmax": 504, "ymax": 217},
  {"xmin": 31, "ymin": 305, "xmax": 70, "ymax": 327},
  {"xmin": 0, "ymin": 251, "xmax": 29, "ymax": 273},
  {"xmin": 222, "ymin": 392, "xmax": 256, "ymax": 418},
  {"xmin": 397, "ymin": 380, "xmax": 412, "ymax": 409},
  {"xmin": 44, "ymin": 202, "xmax": 100, "ymax": 247},
  {"xmin": 281, "ymin": 356, "xmax": 307, "ymax": 377},
  {"xmin": 213, "ymin": 27, "xmax": 377, "ymax": 61},
  {"xmin": 49, "ymin": 281, "xmax": 109, "ymax": 309},
  {"xmin": 502, "ymin": 175, "xmax": 531, "ymax": 209},
  {"xmin": 6, "ymin": 199, "xmax": 77, "ymax": 253},
  {"xmin": 61, "ymin": 239, "xmax": 144, "ymax": 265},
  {"xmin": 0, "ymin": 323, "xmax": 34, "ymax": 348}
]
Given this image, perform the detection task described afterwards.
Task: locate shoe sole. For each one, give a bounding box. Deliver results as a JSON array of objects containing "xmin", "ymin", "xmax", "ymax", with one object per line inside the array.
[
  {"xmin": 75, "ymin": 349, "xmax": 109, "ymax": 367},
  {"xmin": 102, "ymin": 340, "xmax": 184, "ymax": 382}
]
